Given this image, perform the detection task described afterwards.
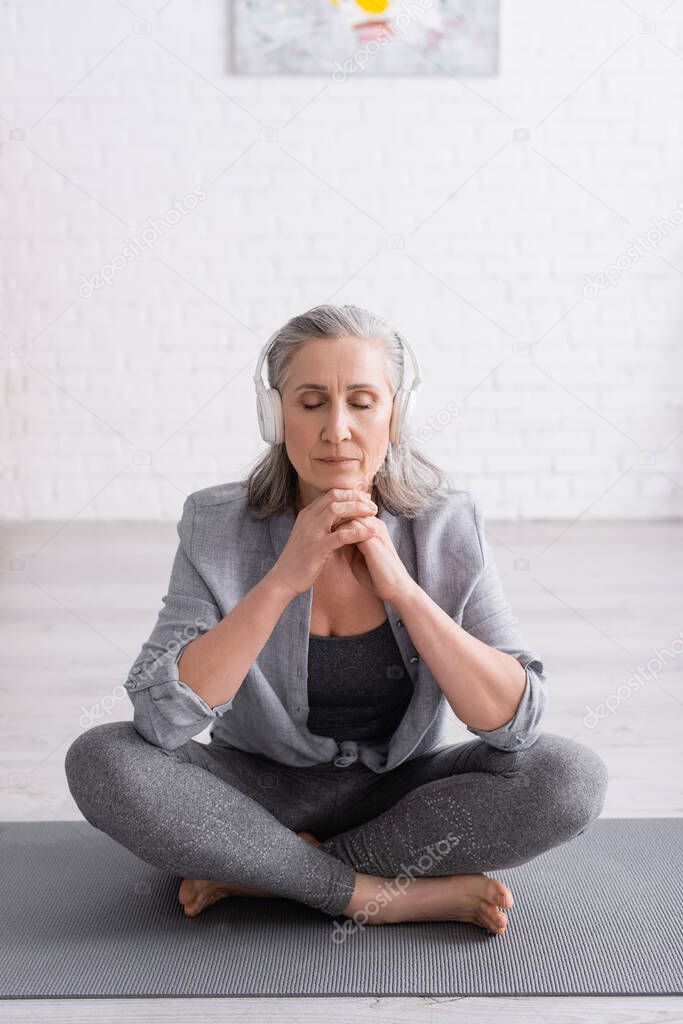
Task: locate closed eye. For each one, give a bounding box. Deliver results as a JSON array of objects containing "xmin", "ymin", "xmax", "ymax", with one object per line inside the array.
[{"xmin": 302, "ymin": 403, "xmax": 372, "ymax": 410}]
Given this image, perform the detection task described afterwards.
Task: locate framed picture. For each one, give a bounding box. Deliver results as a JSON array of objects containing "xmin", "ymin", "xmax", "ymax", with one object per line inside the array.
[{"xmin": 233, "ymin": 0, "xmax": 500, "ymax": 76}]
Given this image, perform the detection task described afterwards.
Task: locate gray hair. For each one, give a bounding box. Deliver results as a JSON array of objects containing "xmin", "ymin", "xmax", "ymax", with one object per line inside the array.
[{"xmin": 242, "ymin": 303, "xmax": 453, "ymax": 519}]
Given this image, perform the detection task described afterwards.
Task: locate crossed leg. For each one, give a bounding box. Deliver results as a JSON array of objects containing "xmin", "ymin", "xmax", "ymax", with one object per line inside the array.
[
  {"xmin": 313, "ymin": 731, "xmax": 608, "ymax": 928},
  {"xmin": 64, "ymin": 722, "xmax": 607, "ymax": 932}
]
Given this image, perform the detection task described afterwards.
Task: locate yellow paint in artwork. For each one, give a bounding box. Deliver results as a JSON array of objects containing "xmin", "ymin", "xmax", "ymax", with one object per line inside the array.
[
  {"xmin": 327, "ymin": 0, "xmax": 391, "ymax": 11},
  {"xmin": 355, "ymin": 0, "xmax": 390, "ymax": 11}
]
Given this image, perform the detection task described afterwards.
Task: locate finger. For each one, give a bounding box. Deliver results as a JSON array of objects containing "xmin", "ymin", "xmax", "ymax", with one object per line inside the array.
[{"xmin": 330, "ymin": 519, "xmax": 371, "ymax": 548}]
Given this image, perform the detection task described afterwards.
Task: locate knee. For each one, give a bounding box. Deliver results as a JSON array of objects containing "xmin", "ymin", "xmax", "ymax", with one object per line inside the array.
[
  {"xmin": 64, "ymin": 721, "xmax": 142, "ymax": 811},
  {"xmin": 521, "ymin": 732, "xmax": 609, "ymax": 837}
]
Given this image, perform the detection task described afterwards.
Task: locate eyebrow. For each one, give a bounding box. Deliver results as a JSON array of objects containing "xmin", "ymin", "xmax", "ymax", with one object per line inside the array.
[{"xmin": 293, "ymin": 383, "xmax": 378, "ymax": 392}]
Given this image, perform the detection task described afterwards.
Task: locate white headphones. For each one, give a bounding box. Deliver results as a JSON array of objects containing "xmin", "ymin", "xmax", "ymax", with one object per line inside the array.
[{"xmin": 253, "ymin": 326, "xmax": 423, "ymax": 446}]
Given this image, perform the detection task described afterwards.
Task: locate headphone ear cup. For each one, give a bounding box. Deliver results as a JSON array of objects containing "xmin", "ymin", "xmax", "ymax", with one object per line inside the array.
[
  {"xmin": 269, "ymin": 388, "xmax": 284, "ymax": 444},
  {"xmin": 390, "ymin": 387, "xmax": 417, "ymax": 445},
  {"xmin": 389, "ymin": 388, "xmax": 406, "ymax": 445},
  {"xmin": 257, "ymin": 388, "xmax": 284, "ymax": 445},
  {"xmin": 401, "ymin": 388, "xmax": 417, "ymax": 440}
]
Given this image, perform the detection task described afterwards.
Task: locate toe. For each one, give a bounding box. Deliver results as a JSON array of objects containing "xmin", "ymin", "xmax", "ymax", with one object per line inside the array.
[
  {"xmin": 486, "ymin": 878, "xmax": 513, "ymax": 909},
  {"xmin": 481, "ymin": 900, "xmax": 507, "ymax": 934}
]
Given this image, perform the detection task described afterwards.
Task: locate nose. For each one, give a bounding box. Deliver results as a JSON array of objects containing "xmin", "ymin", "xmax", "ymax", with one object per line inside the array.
[{"xmin": 322, "ymin": 400, "xmax": 353, "ymax": 442}]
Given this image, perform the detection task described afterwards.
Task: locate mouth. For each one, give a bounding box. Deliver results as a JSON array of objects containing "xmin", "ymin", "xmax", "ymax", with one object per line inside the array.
[{"xmin": 317, "ymin": 458, "xmax": 358, "ymax": 464}]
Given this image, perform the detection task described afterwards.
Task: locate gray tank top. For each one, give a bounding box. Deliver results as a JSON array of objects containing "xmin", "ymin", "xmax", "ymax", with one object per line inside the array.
[{"xmin": 306, "ymin": 618, "xmax": 414, "ymax": 743}]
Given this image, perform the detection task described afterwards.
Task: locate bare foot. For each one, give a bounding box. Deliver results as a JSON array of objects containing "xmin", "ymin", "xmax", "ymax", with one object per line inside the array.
[
  {"xmin": 297, "ymin": 830, "xmax": 325, "ymax": 850},
  {"xmin": 178, "ymin": 875, "xmax": 270, "ymax": 917},
  {"xmin": 178, "ymin": 830, "xmax": 324, "ymax": 918},
  {"xmin": 344, "ymin": 872, "xmax": 514, "ymax": 936}
]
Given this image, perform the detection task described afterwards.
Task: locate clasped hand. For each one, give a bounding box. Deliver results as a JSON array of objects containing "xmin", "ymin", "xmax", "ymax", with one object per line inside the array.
[{"xmin": 343, "ymin": 507, "xmax": 414, "ymax": 605}]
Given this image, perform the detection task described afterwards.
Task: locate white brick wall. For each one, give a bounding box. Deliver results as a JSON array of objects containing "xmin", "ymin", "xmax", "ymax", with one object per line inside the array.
[{"xmin": 2, "ymin": 1, "xmax": 682, "ymax": 520}]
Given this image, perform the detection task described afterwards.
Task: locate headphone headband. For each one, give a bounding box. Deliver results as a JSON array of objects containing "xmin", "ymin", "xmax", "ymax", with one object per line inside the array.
[{"xmin": 253, "ymin": 326, "xmax": 423, "ymax": 395}]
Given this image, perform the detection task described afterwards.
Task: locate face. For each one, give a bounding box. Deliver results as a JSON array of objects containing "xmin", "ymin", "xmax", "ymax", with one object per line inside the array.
[{"xmin": 281, "ymin": 335, "xmax": 394, "ymax": 513}]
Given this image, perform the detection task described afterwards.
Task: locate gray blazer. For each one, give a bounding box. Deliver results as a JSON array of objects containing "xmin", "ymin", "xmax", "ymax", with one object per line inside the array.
[{"xmin": 124, "ymin": 482, "xmax": 547, "ymax": 772}]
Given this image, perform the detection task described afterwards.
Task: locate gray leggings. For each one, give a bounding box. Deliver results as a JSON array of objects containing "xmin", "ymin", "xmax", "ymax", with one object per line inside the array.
[{"xmin": 64, "ymin": 722, "xmax": 608, "ymax": 918}]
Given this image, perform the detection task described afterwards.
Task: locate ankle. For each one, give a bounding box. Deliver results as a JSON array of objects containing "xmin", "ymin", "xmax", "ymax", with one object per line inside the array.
[{"xmin": 342, "ymin": 872, "xmax": 403, "ymax": 924}]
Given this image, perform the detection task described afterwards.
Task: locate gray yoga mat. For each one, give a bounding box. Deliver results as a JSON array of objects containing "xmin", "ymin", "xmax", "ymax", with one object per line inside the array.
[{"xmin": 0, "ymin": 818, "xmax": 681, "ymax": 998}]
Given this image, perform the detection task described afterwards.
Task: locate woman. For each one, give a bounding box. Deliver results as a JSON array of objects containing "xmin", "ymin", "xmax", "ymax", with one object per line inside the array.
[{"xmin": 65, "ymin": 303, "xmax": 608, "ymax": 936}]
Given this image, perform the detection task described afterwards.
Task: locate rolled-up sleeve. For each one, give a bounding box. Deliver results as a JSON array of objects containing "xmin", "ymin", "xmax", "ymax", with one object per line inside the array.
[
  {"xmin": 460, "ymin": 501, "xmax": 548, "ymax": 751},
  {"xmin": 123, "ymin": 495, "xmax": 233, "ymax": 750}
]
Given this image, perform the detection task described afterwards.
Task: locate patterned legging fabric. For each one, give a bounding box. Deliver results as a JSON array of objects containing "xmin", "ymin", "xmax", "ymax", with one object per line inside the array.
[{"xmin": 65, "ymin": 721, "xmax": 608, "ymax": 918}]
